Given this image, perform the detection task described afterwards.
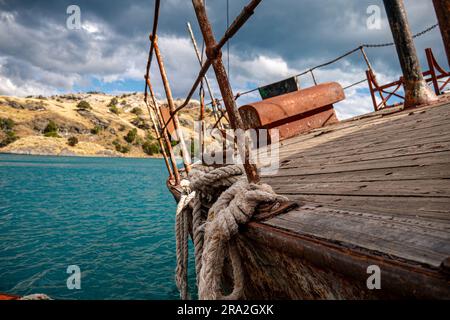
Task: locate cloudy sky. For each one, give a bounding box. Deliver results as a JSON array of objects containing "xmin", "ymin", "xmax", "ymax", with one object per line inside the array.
[{"xmin": 0, "ymin": 0, "xmax": 446, "ymax": 119}]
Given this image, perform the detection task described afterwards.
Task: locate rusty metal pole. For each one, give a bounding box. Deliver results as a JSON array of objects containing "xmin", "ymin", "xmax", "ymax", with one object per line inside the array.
[
  {"xmin": 146, "ymin": 77, "xmax": 182, "ymax": 185},
  {"xmin": 186, "ymin": 22, "xmax": 224, "ymax": 130},
  {"xmin": 192, "ymin": 0, "xmax": 260, "ymax": 183},
  {"xmin": 433, "ymin": 0, "xmax": 450, "ymax": 68},
  {"xmin": 383, "ymin": 0, "xmax": 437, "ymax": 108},
  {"xmin": 144, "ymin": 98, "xmax": 174, "ymax": 181},
  {"xmin": 151, "ymin": 34, "xmax": 192, "ymax": 174},
  {"xmin": 199, "ymin": 85, "xmax": 206, "ymax": 156}
]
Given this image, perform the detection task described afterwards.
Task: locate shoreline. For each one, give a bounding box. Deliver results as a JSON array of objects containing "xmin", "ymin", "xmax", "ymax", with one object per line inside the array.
[{"xmin": 0, "ymin": 151, "xmax": 164, "ymax": 160}]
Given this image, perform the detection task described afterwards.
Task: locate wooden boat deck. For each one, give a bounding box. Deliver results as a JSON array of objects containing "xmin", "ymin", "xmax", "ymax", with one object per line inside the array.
[
  {"xmin": 258, "ymin": 100, "xmax": 450, "ymax": 271},
  {"xmin": 231, "ymin": 99, "xmax": 450, "ymax": 298},
  {"xmin": 168, "ymin": 98, "xmax": 450, "ymax": 298}
]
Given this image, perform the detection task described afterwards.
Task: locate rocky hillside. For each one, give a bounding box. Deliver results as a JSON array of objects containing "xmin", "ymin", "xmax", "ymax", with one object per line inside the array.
[{"xmin": 0, "ymin": 93, "xmax": 212, "ymax": 158}]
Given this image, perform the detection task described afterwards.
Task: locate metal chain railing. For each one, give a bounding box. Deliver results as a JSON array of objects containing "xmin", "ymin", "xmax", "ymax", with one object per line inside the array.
[
  {"xmin": 204, "ymin": 22, "xmax": 439, "ymax": 106},
  {"xmin": 362, "ymin": 23, "xmax": 438, "ymax": 48}
]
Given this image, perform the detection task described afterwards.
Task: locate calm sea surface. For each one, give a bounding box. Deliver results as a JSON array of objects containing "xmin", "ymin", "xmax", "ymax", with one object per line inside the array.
[{"xmin": 0, "ymin": 154, "xmax": 195, "ymax": 299}]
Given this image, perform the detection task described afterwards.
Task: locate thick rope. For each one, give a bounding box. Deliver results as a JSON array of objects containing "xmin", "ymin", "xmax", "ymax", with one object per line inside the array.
[
  {"xmin": 199, "ymin": 180, "xmax": 288, "ymax": 300},
  {"xmin": 175, "ymin": 180, "xmax": 196, "ymax": 300},
  {"xmin": 174, "ymin": 165, "xmax": 289, "ymax": 300},
  {"xmin": 190, "ymin": 165, "xmax": 243, "ymax": 285}
]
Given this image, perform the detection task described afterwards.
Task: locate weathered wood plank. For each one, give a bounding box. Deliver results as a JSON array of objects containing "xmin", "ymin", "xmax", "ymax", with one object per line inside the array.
[
  {"xmin": 278, "ymin": 122, "xmax": 450, "ymax": 157},
  {"xmin": 276, "ymin": 108, "xmax": 450, "ymax": 152},
  {"xmin": 272, "ymin": 139, "xmax": 450, "ymax": 168},
  {"xmin": 276, "ymin": 131, "xmax": 450, "ymax": 160},
  {"xmin": 258, "ymin": 122, "xmax": 450, "ymax": 163},
  {"xmin": 269, "ymin": 178, "xmax": 450, "ymax": 198},
  {"xmin": 263, "ymin": 163, "xmax": 450, "ymax": 181},
  {"xmin": 263, "ymin": 204, "xmax": 450, "ymax": 268},
  {"xmin": 276, "ymin": 150, "xmax": 450, "ymax": 175},
  {"xmin": 283, "ymin": 194, "xmax": 450, "ymax": 221}
]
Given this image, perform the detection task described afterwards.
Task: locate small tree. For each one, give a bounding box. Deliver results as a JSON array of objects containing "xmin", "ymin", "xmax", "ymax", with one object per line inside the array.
[
  {"xmin": 0, "ymin": 118, "xmax": 15, "ymax": 131},
  {"xmin": 91, "ymin": 125, "xmax": 102, "ymax": 135},
  {"xmin": 112, "ymin": 139, "xmax": 130, "ymax": 154},
  {"xmin": 131, "ymin": 107, "xmax": 143, "ymax": 116},
  {"xmin": 43, "ymin": 120, "xmax": 60, "ymax": 137},
  {"xmin": 142, "ymin": 140, "xmax": 160, "ymax": 156},
  {"xmin": 67, "ymin": 136, "xmax": 79, "ymax": 147},
  {"xmin": 77, "ymin": 100, "xmax": 92, "ymax": 110},
  {"xmin": 124, "ymin": 128, "xmax": 137, "ymax": 143},
  {"xmin": 0, "ymin": 131, "xmax": 18, "ymax": 147},
  {"xmin": 108, "ymin": 97, "xmax": 119, "ymax": 107},
  {"xmin": 109, "ymin": 105, "xmax": 120, "ymax": 115}
]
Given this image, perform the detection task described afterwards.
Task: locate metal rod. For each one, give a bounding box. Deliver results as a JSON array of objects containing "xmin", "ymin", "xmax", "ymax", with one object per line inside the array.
[
  {"xmin": 146, "ymin": 76, "xmax": 181, "ymax": 185},
  {"xmin": 432, "ymin": 0, "xmax": 450, "ymax": 68},
  {"xmin": 151, "ymin": 34, "xmax": 192, "ymax": 174},
  {"xmin": 144, "ymin": 0, "xmax": 161, "ymax": 101},
  {"xmin": 360, "ymin": 46, "xmax": 374, "ymax": 71},
  {"xmin": 144, "ymin": 98, "xmax": 174, "ymax": 182},
  {"xmin": 192, "ymin": 0, "xmax": 260, "ymax": 184},
  {"xmin": 310, "ymin": 70, "xmax": 318, "ymax": 85},
  {"xmin": 199, "ymin": 84, "xmax": 206, "ymax": 157},
  {"xmin": 187, "ymin": 22, "xmax": 223, "ymax": 129},
  {"xmin": 360, "ymin": 47, "xmax": 386, "ymax": 109},
  {"xmin": 383, "ymin": 0, "xmax": 437, "ymax": 107},
  {"xmin": 426, "ymin": 48, "xmax": 441, "ymax": 95},
  {"xmin": 162, "ymin": 0, "xmax": 263, "ymax": 131},
  {"xmin": 366, "ymin": 70, "xmax": 378, "ymax": 112}
]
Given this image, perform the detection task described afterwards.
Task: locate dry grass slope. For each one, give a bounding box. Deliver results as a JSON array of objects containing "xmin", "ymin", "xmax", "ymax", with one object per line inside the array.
[{"xmin": 0, "ymin": 93, "xmax": 213, "ymax": 158}]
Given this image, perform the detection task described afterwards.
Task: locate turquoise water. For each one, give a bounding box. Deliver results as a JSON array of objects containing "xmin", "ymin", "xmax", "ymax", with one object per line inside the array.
[{"xmin": 0, "ymin": 154, "xmax": 193, "ymax": 300}]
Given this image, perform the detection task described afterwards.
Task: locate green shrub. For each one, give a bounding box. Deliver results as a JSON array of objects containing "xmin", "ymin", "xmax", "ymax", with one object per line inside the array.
[
  {"xmin": 124, "ymin": 128, "xmax": 137, "ymax": 143},
  {"xmin": 120, "ymin": 145, "xmax": 130, "ymax": 153},
  {"xmin": 131, "ymin": 107, "xmax": 143, "ymax": 116},
  {"xmin": 77, "ymin": 100, "xmax": 92, "ymax": 110},
  {"xmin": 134, "ymin": 135, "xmax": 144, "ymax": 146},
  {"xmin": 112, "ymin": 139, "xmax": 130, "ymax": 154},
  {"xmin": 108, "ymin": 98, "xmax": 119, "ymax": 107},
  {"xmin": 142, "ymin": 140, "xmax": 160, "ymax": 156},
  {"xmin": 0, "ymin": 131, "xmax": 18, "ymax": 147},
  {"xmin": 0, "ymin": 118, "xmax": 15, "ymax": 131},
  {"xmin": 67, "ymin": 136, "xmax": 79, "ymax": 147},
  {"xmin": 131, "ymin": 117, "xmax": 150, "ymax": 130},
  {"xmin": 44, "ymin": 131, "xmax": 60, "ymax": 138},
  {"xmin": 44, "ymin": 120, "xmax": 58, "ymax": 133},
  {"xmin": 43, "ymin": 121, "xmax": 60, "ymax": 137},
  {"xmin": 109, "ymin": 105, "xmax": 120, "ymax": 115},
  {"xmin": 91, "ymin": 125, "xmax": 102, "ymax": 135}
]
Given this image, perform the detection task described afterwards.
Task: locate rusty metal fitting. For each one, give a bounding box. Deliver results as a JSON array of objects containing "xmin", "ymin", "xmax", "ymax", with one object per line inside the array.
[{"xmin": 206, "ymin": 46, "xmax": 222, "ymax": 61}]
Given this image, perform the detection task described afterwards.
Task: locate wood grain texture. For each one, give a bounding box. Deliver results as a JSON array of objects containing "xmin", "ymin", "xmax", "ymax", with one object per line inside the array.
[{"xmin": 260, "ymin": 101, "xmax": 450, "ymax": 268}]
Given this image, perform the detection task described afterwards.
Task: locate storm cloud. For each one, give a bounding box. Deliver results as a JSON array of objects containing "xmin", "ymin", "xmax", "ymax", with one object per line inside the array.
[{"xmin": 0, "ymin": 0, "xmax": 445, "ymax": 119}]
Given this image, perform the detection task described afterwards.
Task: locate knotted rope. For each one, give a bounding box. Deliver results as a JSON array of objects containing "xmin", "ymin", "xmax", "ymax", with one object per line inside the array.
[
  {"xmin": 174, "ymin": 165, "xmax": 288, "ymax": 300},
  {"xmin": 175, "ymin": 179, "xmax": 196, "ymax": 300}
]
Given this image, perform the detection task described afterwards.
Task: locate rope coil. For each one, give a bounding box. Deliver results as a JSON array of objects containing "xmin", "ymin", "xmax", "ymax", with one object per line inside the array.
[{"xmin": 174, "ymin": 165, "xmax": 288, "ymax": 300}]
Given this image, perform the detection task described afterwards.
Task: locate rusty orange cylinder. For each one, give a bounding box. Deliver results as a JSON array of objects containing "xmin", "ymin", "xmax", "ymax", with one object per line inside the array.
[{"xmin": 239, "ymin": 82, "xmax": 345, "ymax": 141}]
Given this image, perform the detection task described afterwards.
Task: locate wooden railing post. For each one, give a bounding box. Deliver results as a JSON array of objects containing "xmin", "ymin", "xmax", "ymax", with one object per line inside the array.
[
  {"xmin": 383, "ymin": 0, "xmax": 437, "ymax": 108},
  {"xmin": 151, "ymin": 34, "xmax": 192, "ymax": 175},
  {"xmin": 192, "ymin": 0, "xmax": 260, "ymax": 184},
  {"xmin": 146, "ymin": 76, "xmax": 181, "ymax": 185}
]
